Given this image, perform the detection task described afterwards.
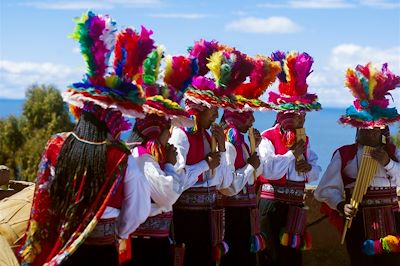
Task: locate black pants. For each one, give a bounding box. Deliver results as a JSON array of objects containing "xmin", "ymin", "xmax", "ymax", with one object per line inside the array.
[
  {"xmin": 220, "ymin": 206, "xmax": 256, "ymax": 266},
  {"xmin": 173, "ymin": 208, "xmax": 215, "ymax": 266},
  {"xmin": 258, "ymin": 199, "xmax": 302, "ymax": 266},
  {"xmin": 121, "ymin": 237, "xmax": 172, "ymax": 266},
  {"xmin": 345, "ymin": 209, "xmax": 400, "ymax": 266},
  {"xmin": 62, "ymin": 244, "xmax": 118, "ymax": 266}
]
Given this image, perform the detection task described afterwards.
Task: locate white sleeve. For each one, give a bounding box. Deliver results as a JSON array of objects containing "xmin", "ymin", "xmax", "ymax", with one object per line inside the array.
[
  {"xmin": 259, "ymin": 136, "xmax": 296, "ymax": 180},
  {"xmin": 314, "ymin": 151, "xmax": 344, "ymax": 210},
  {"xmin": 304, "ymin": 142, "xmax": 322, "ymax": 183},
  {"xmin": 117, "ymin": 156, "xmax": 151, "ymax": 239},
  {"xmin": 219, "ymin": 142, "xmax": 254, "ymax": 196},
  {"xmin": 137, "ymin": 154, "xmax": 182, "ymax": 209},
  {"xmin": 384, "ymin": 148, "xmax": 400, "ymax": 186},
  {"xmin": 168, "ymin": 127, "xmax": 210, "ymax": 188},
  {"xmin": 214, "ymin": 151, "xmax": 235, "ymax": 191}
]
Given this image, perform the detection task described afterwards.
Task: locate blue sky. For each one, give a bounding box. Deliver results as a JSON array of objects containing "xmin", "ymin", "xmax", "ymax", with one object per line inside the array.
[{"xmin": 1, "ymin": 0, "xmax": 399, "ymax": 107}]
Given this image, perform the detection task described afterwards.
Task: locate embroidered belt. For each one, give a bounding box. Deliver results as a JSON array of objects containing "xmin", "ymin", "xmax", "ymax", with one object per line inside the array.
[
  {"xmin": 346, "ymin": 186, "xmax": 399, "ymax": 208},
  {"xmin": 217, "ymin": 184, "xmax": 257, "ymax": 207},
  {"xmin": 85, "ymin": 218, "xmax": 116, "ymax": 245},
  {"xmin": 174, "ymin": 186, "xmax": 217, "ymax": 210},
  {"xmin": 260, "ymin": 181, "xmax": 305, "ymax": 205},
  {"xmin": 133, "ymin": 211, "xmax": 173, "ymax": 238}
]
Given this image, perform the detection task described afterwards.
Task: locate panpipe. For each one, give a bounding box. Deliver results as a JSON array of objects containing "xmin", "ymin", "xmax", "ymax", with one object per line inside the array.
[
  {"xmin": 248, "ymin": 127, "xmax": 257, "ymax": 180},
  {"xmin": 295, "ymin": 128, "xmax": 307, "ymax": 174},
  {"xmin": 211, "ymin": 123, "xmax": 217, "ymax": 177},
  {"xmin": 340, "ymin": 145, "xmax": 379, "ymax": 244}
]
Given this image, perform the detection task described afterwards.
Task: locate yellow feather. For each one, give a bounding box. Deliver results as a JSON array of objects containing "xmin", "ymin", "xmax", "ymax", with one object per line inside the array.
[
  {"xmin": 368, "ymin": 65, "xmax": 377, "ymax": 99},
  {"xmin": 207, "ymin": 51, "xmax": 223, "ymax": 82},
  {"xmin": 164, "ymin": 55, "xmax": 173, "ymax": 82}
]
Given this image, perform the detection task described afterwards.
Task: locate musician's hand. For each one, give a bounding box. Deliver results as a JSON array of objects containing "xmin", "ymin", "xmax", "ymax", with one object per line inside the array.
[
  {"xmin": 290, "ymin": 140, "xmax": 306, "ymax": 158},
  {"xmin": 206, "ymin": 152, "xmax": 221, "ymax": 170},
  {"xmin": 211, "ymin": 124, "xmax": 226, "ymax": 152},
  {"xmin": 247, "ymin": 152, "xmax": 260, "ymax": 169},
  {"xmin": 295, "ymin": 159, "xmax": 312, "ymax": 173},
  {"xmin": 337, "ymin": 201, "xmax": 357, "ymax": 218},
  {"xmin": 370, "ymin": 147, "xmax": 390, "ymax": 166},
  {"xmin": 165, "ymin": 144, "xmax": 178, "ymax": 165},
  {"xmin": 252, "ymin": 128, "xmax": 262, "ymax": 147}
]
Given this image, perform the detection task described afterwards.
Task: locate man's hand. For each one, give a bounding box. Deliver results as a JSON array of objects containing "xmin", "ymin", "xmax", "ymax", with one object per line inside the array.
[
  {"xmin": 166, "ymin": 144, "xmax": 177, "ymax": 165},
  {"xmin": 211, "ymin": 124, "xmax": 226, "ymax": 152},
  {"xmin": 370, "ymin": 146, "xmax": 390, "ymax": 166},
  {"xmin": 337, "ymin": 201, "xmax": 357, "ymax": 218},
  {"xmin": 247, "ymin": 152, "xmax": 260, "ymax": 169},
  {"xmin": 251, "ymin": 128, "xmax": 262, "ymax": 148},
  {"xmin": 290, "ymin": 140, "xmax": 306, "ymax": 158},
  {"xmin": 206, "ymin": 152, "xmax": 221, "ymax": 170},
  {"xmin": 295, "ymin": 159, "xmax": 312, "ymax": 173}
]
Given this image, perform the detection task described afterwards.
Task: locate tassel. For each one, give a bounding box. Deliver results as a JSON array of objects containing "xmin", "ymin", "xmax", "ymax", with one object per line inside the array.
[
  {"xmin": 301, "ymin": 231, "xmax": 312, "ymax": 251},
  {"xmin": 362, "ymin": 240, "xmax": 375, "ymax": 256},
  {"xmin": 362, "ymin": 235, "xmax": 400, "ymax": 255},
  {"xmin": 279, "ymin": 229, "xmax": 290, "ymax": 246},
  {"xmin": 212, "ymin": 241, "xmax": 229, "ymax": 264}
]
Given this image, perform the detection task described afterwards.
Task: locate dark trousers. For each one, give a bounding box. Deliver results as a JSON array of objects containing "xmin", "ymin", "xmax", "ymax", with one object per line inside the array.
[
  {"xmin": 62, "ymin": 244, "xmax": 118, "ymax": 266},
  {"xmin": 258, "ymin": 199, "xmax": 302, "ymax": 266},
  {"xmin": 173, "ymin": 208, "xmax": 215, "ymax": 266},
  {"xmin": 121, "ymin": 237, "xmax": 172, "ymax": 266},
  {"xmin": 345, "ymin": 210, "xmax": 400, "ymax": 266},
  {"xmin": 220, "ymin": 206, "xmax": 256, "ymax": 266}
]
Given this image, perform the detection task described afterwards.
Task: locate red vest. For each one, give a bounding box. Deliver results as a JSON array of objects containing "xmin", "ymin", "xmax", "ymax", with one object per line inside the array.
[
  {"xmin": 183, "ymin": 128, "xmax": 211, "ymax": 182},
  {"xmin": 107, "ymin": 145, "xmax": 130, "ymax": 209}
]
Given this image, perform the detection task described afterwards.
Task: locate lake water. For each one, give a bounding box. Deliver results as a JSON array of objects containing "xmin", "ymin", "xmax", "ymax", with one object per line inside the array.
[{"xmin": 1, "ymin": 99, "xmax": 398, "ymax": 184}]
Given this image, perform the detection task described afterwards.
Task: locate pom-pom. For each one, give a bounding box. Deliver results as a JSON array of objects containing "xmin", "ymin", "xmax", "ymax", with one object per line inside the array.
[
  {"xmin": 280, "ymin": 230, "xmax": 289, "ymax": 246},
  {"xmin": 362, "ymin": 239, "xmax": 376, "ymax": 256}
]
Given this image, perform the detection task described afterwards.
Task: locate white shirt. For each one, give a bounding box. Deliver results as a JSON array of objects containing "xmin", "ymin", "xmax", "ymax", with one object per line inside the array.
[
  {"xmin": 101, "ymin": 155, "xmax": 151, "ymax": 239},
  {"xmin": 314, "ymin": 145, "xmax": 400, "ymax": 210},
  {"xmin": 168, "ymin": 127, "xmax": 235, "ymax": 193},
  {"xmin": 258, "ymin": 135, "xmax": 321, "ymax": 183},
  {"xmin": 132, "ymin": 146, "xmax": 189, "ymax": 216}
]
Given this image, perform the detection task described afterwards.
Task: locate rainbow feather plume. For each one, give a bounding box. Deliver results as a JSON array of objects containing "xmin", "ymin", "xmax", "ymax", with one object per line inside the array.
[
  {"xmin": 70, "ymin": 11, "xmax": 117, "ymax": 85},
  {"xmin": 188, "ymin": 39, "xmax": 220, "ymax": 75},
  {"xmin": 113, "ymin": 26, "xmax": 155, "ymax": 83},
  {"xmin": 164, "ymin": 55, "xmax": 198, "ymax": 102}
]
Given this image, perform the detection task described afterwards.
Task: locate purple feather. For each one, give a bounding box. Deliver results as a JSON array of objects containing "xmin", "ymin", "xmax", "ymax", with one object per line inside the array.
[
  {"xmin": 294, "ymin": 52, "xmax": 313, "ymax": 91},
  {"xmin": 271, "ymin": 50, "xmax": 287, "ymax": 82}
]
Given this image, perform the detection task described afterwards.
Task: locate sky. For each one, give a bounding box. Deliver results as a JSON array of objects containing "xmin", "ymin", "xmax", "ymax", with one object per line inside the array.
[{"xmin": 0, "ymin": 0, "xmax": 399, "ymax": 108}]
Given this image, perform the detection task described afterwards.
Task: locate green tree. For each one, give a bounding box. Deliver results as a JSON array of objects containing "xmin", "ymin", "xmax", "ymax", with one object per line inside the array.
[{"xmin": 0, "ymin": 84, "xmax": 74, "ymax": 181}]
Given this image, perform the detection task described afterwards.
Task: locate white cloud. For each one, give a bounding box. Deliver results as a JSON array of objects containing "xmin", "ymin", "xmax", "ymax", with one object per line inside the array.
[
  {"xmin": 225, "ymin": 16, "xmax": 301, "ymax": 34},
  {"xmin": 308, "ymin": 44, "xmax": 400, "ymax": 107},
  {"xmin": 0, "ymin": 60, "xmax": 83, "ymax": 99},
  {"xmin": 23, "ymin": 0, "xmax": 161, "ymax": 10},
  {"xmin": 361, "ymin": 0, "xmax": 400, "ymax": 8},
  {"xmin": 149, "ymin": 13, "xmax": 208, "ymax": 19},
  {"xmin": 258, "ymin": 0, "xmax": 354, "ymax": 9}
]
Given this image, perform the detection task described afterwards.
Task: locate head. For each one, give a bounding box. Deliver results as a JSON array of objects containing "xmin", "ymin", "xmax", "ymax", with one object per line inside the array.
[
  {"xmin": 356, "ymin": 127, "xmax": 383, "ymax": 147},
  {"xmin": 197, "ymin": 106, "xmax": 219, "ymax": 130},
  {"xmin": 133, "ymin": 114, "xmax": 171, "ymax": 146},
  {"xmin": 223, "ymin": 110, "xmax": 254, "ymax": 133},
  {"xmin": 276, "ymin": 111, "xmax": 306, "ymax": 130}
]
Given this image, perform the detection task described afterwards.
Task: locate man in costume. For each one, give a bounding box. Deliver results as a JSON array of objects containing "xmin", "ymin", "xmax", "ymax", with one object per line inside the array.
[
  {"xmin": 124, "ymin": 48, "xmax": 198, "ymax": 266},
  {"xmin": 218, "ymin": 55, "xmax": 281, "ymax": 266},
  {"xmin": 315, "ymin": 63, "xmax": 400, "ymax": 266},
  {"xmin": 257, "ymin": 51, "xmax": 322, "ymax": 266},
  {"xmin": 168, "ymin": 40, "xmax": 251, "ymax": 266},
  {"xmin": 18, "ymin": 12, "xmax": 155, "ymax": 266}
]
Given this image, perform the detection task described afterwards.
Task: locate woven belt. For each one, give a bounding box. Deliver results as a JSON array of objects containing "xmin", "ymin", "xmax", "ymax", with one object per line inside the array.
[
  {"xmin": 85, "ymin": 218, "xmax": 116, "ymax": 245},
  {"xmin": 346, "ymin": 186, "xmax": 398, "ymax": 208},
  {"xmin": 133, "ymin": 211, "xmax": 173, "ymax": 238},
  {"xmin": 260, "ymin": 181, "xmax": 305, "ymax": 204},
  {"xmin": 174, "ymin": 186, "xmax": 217, "ymax": 210},
  {"xmin": 217, "ymin": 184, "xmax": 257, "ymax": 207}
]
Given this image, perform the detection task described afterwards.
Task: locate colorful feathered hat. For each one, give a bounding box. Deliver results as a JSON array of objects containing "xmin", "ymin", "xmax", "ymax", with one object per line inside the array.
[
  {"xmin": 184, "ymin": 40, "xmax": 254, "ymax": 112},
  {"xmin": 138, "ymin": 46, "xmax": 198, "ymax": 126},
  {"xmin": 339, "ymin": 63, "xmax": 400, "ymax": 128},
  {"xmin": 231, "ymin": 55, "xmax": 281, "ymax": 112},
  {"xmin": 62, "ymin": 11, "xmax": 155, "ymax": 137},
  {"xmin": 269, "ymin": 51, "xmax": 321, "ymax": 112}
]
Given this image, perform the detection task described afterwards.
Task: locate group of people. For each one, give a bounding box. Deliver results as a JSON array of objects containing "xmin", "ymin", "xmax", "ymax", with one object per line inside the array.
[{"xmin": 16, "ymin": 11, "xmax": 400, "ymax": 266}]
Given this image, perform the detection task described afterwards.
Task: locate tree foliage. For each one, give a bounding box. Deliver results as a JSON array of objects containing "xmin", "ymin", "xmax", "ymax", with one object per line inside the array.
[{"xmin": 0, "ymin": 85, "xmax": 74, "ymax": 181}]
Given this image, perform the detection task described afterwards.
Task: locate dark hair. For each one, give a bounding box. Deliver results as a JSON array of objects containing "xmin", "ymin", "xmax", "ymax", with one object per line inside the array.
[
  {"xmin": 50, "ymin": 111, "xmax": 108, "ymax": 236},
  {"xmin": 219, "ymin": 113, "xmax": 228, "ymax": 130},
  {"xmin": 126, "ymin": 125, "xmax": 146, "ymax": 149}
]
